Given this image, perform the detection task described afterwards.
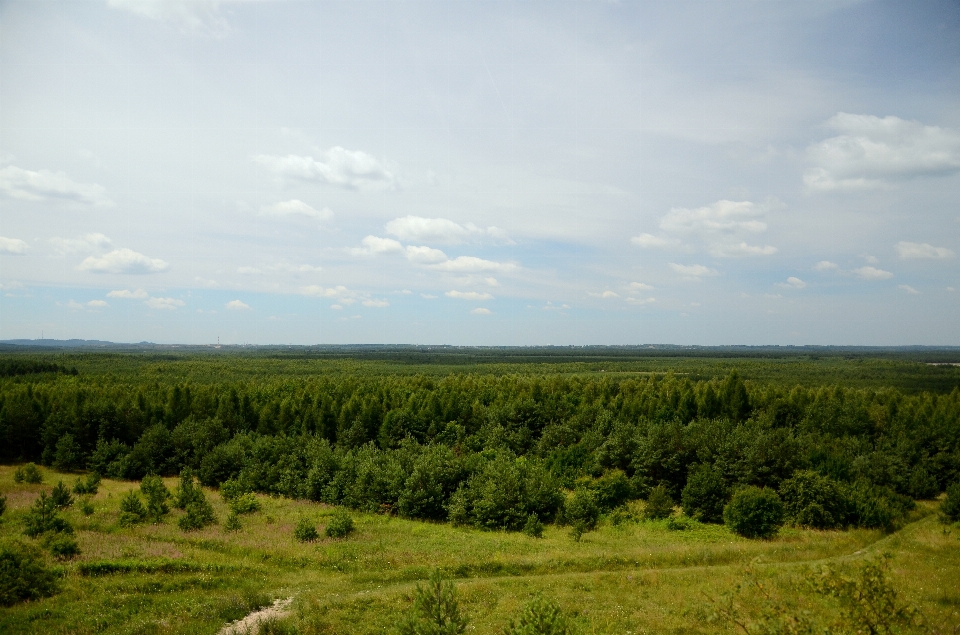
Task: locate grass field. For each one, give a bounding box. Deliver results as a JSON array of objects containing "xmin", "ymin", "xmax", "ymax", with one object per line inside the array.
[{"xmin": 1, "ymin": 465, "xmax": 958, "ymax": 634}]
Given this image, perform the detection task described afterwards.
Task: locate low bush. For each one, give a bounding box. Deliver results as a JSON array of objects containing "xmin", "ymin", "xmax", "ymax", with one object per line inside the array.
[
  {"xmin": 0, "ymin": 539, "xmax": 58, "ymax": 606},
  {"xmin": 219, "ymin": 477, "xmax": 250, "ymax": 502},
  {"xmin": 503, "ymin": 594, "xmax": 570, "ymax": 635},
  {"xmin": 140, "ymin": 475, "xmax": 170, "ymax": 522},
  {"xmin": 563, "ymin": 487, "xmax": 600, "ymax": 533},
  {"xmin": 724, "ymin": 486, "xmax": 784, "ymax": 539},
  {"xmin": 79, "ymin": 498, "xmax": 95, "ymax": 516},
  {"xmin": 50, "ymin": 481, "xmax": 74, "ymax": 509},
  {"xmin": 589, "ymin": 469, "xmax": 635, "ymax": 512},
  {"xmin": 325, "ymin": 509, "xmax": 354, "ymax": 539},
  {"xmin": 0, "ymin": 495, "xmax": 6, "ymax": 519},
  {"xmin": 118, "ymin": 490, "xmax": 147, "ymax": 527},
  {"xmin": 779, "ymin": 470, "xmax": 849, "ymax": 529},
  {"xmin": 397, "ymin": 569, "xmax": 467, "ymax": 635},
  {"xmin": 844, "ymin": 480, "xmax": 914, "ymax": 532},
  {"xmin": 294, "ymin": 518, "xmax": 318, "ymax": 542},
  {"xmin": 46, "ymin": 535, "xmax": 81, "ymax": 560},
  {"xmin": 522, "ymin": 514, "xmax": 544, "ymax": 538},
  {"xmin": 644, "ymin": 485, "xmax": 675, "ymax": 520},
  {"xmin": 178, "ymin": 496, "xmax": 216, "ymax": 531},
  {"xmin": 23, "ymin": 492, "xmax": 73, "ymax": 538},
  {"xmin": 173, "ymin": 468, "xmax": 204, "ymax": 510},
  {"xmin": 681, "ymin": 464, "xmax": 727, "ymax": 523},
  {"xmin": 229, "ymin": 492, "xmax": 261, "ymax": 515},
  {"xmin": 224, "ymin": 512, "xmax": 242, "ymax": 532},
  {"xmin": 939, "ymin": 481, "xmax": 960, "ymax": 524},
  {"xmin": 14, "ymin": 463, "xmax": 43, "ymax": 485},
  {"xmin": 72, "ymin": 473, "xmax": 101, "ymax": 496},
  {"xmin": 667, "ymin": 515, "xmax": 693, "ymax": 531}
]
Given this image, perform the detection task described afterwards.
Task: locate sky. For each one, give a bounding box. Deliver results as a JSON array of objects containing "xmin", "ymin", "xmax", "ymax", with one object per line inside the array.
[{"xmin": 1, "ymin": 0, "xmax": 959, "ymax": 346}]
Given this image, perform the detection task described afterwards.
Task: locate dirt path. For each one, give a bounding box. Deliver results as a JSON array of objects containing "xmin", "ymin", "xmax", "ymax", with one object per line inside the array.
[{"xmin": 218, "ymin": 597, "xmax": 294, "ymax": 635}]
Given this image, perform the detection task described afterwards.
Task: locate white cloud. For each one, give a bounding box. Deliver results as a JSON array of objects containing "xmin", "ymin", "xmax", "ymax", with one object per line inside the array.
[
  {"xmin": 589, "ymin": 291, "xmax": 620, "ymax": 299},
  {"xmin": 405, "ymin": 245, "xmax": 448, "ymax": 264},
  {"xmin": 349, "ymin": 235, "xmax": 404, "ymax": 256},
  {"xmin": 87, "ymin": 300, "xmax": 108, "ymax": 308},
  {"xmin": 630, "ymin": 233, "xmax": 677, "ymax": 248},
  {"xmin": 484, "ymin": 277, "xmax": 499, "ymax": 287},
  {"xmin": 106, "ymin": 0, "xmax": 238, "ymax": 35},
  {"xmin": 66, "ymin": 300, "xmax": 84, "ymax": 310},
  {"xmin": 107, "ymin": 289, "xmax": 148, "ymax": 299},
  {"xmin": 853, "ymin": 266, "xmax": 893, "ymax": 280},
  {"xmin": 709, "ymin": 242, "xmax": 778, "ymax": 257},
  {"xmin": 330, "ymin": 304, "xmax": 343, "ymax": 310},
  {"xmin": 0, "ymin": 236, "xmax": 28, "ymax": 255},
  {"xmin": 260, "ymin": 199, "xmax": 333, "ymax": 222},
  {"xmin": 50, "ymin": 233, "xmax": 112, "ymax": 255},
  {"xmin": 861, "ymin": 254, "xmax": 880, "ymax": 265},
  {"xmin": 144, "ymin": 297, "xmax": 184, "ymax": 310},
  {"xmin": 78, "ymin": 248, "xmax": 169, "ymax": 274},
  {"xmin": 625, "ymin": 297, "xmax": 656, "ymax": 305},
  {"xmin": 225, "ymin": 300, "xmax": 251, "ymax": 310},
  {"xmin": 814, "ymin": 260, "xmax": 839, "ymax": 271},
  {"xmin": 431, "ymin": 256, "xmax": 517, "ymax": 273},
  {"xmin": 446, "ymin": 290, "xmax": 494, "ymax": 301},
  {"xmin": 421, "ymin": 294, "xmax": 438, "ymax": 299},
  {"xmin": 543, "ymin": 302, "xmax": 570, "ymax": 311},
  {"xmin": 805, "ymin": 113, "xmax": 960, "ymax": 191},
  {"xmin": 362, "ymin": 299, "xmax": 389, "ymax": 308},
  {"xmin": 470, "ymin": 307, "xmax": 492, "ymax": 315},
  {"xmin": 0, "ymin": 166, "xmax": 111, "ymax": 205},
  {"xmin": 254, "ymin": 147, "xmax": 396, "ymax": 190},
  {"xmin": 895, "ymin": 241, "xmax": 954, "ymax": 260},
  {"xmin": 301, "ymin": 285, "xmax": 352, "ymax": 299},
  {"xmin": 898, "ymin": 284, "xmax": 920, "ymax": 295},
  {"xmin": 628, "ymin": 282, "xmax": 654, "ymax": 291},
  {"xmin": 660, "ymin": 200, "xmax": 767, "ymax": 235},
  {"xmin": 669, "ymin": 263, "xmax": 719, "ymax": 279},
  {"xmin": 778, "ymin": 277, "xmax": 807, "ymax": 289},
  {"xmin": 385, "ymin": 216, "xmax": 509, "ymax": 245}
]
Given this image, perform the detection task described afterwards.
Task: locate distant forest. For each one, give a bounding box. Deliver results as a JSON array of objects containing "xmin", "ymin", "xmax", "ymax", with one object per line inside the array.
[{"xmin": 1, "ymin": 350, "xmax": 958, "ymax": 532}]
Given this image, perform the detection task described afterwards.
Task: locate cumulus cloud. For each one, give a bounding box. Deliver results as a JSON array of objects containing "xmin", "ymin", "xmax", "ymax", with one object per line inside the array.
[
  {"xmin": 669, "ymin": 263, "xmax": 719, "ymax": 279},
  {"xmin": 898, "ymin": 285, "xmax": 920, "ymax": 295},
  {"xmin": 431, "ymin": 256, "xmax": 517, "ymax": 273},
  {"xmin": 349, "ymin": 235, "xmax": 404, "ymax": 256},
  {"xmin": 895, "ymin": 241, "xmax": 954, "ymax": 260},
  {"xmin": 144, "ymin": 297, "xmax": 184, "ymax": 310},
  {"xmin": 385, "ymin": 216, "xmax": 508, "ymax": 245},
  {"xmin": 87, "ymin": 300, "xmax": 108, "ymax": 308},
  {"xmin": 814, "ymin": 261, "xmax": 839, "ymax": 271},
  {"xmin": 778, "ymin": 277, "xmax": 807, "ymax": 289},
  {"xmin": 709, "ymin": 242, "xmax": 778, "ymax": 257},
  {"xmin": 470, "ymin": 307, "xmax": 492, "ymax": 315},
  {"xmin": 260, "ymin": 199, "xmax": 333, "ymax": 221},
  {"xmin": 405, "ymin": 245, "xmax": 448, "ymax": 264},
  {"xmin": 107, "ymin": 288, "xmax": 148, "ymax": 299},
  {"xmin": 588, "ymin": 291, "xmax": 620, "ymax": 299},
  {"xmin": 0, "ymin": 165, "xmax": 112, "ymax": 205},
  {"xmin": 225, "ymin": 300, "xmax": 251, "ymax": 310},
  {"xmin": 625, "ymin": 297, "xmax": 656, "ymax": 305},
  {"xmin": 853, "ymin": 266, "xmax": 893, "ymax": 280},
  {"xmin": 0, "ymin": 236, "xmax": 28, "ymax": 255},
  {"xmin": 446, "ymin": 290, "xmax": 494, "ymax": 301},
  {"xmin": 50, "ymin": 233, "xmax": 112, "ymax": 255},
  {"xmin": 628, "ymin": 282, "xmax": 654, "ymax": 291},
  {"xmin": 805, "ymin": 113, "xmax": 960, "ymax": 191},
  {"xmin": 630, "ymin": 233, "xmax": 678, "ymax": 248},
  {"xmin": 254, "ymin": 147, "xmax": 396, "ymax": 190},
  {"xmin": 660, "ymin": 200, "xmax": 768, "ymax": 235},
  {"xmin": 78, "ymin": 249, "xmax": 169, "ymax": 274},
  {"xmin": 362, "ymin": 299, "xmax": 389, "ymax": 308}
]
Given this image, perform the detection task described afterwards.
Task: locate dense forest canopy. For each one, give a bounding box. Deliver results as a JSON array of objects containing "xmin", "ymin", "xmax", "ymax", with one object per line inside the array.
[{"xmin": 1, "ymin": 348, "xmax": 958, "ymax": 532}]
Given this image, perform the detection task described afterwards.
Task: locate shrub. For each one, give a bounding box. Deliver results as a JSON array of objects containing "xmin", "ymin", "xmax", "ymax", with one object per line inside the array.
[
  {"xmin": 503, "ymin": 594, "xmax": 570, "ymax": 635},
  {"xmin": 644, "ymin": 485, "xmax": 675, "ymax": 520},
  {"xmin": 173, "ymin": 468, "xmax": 204, "ymax": 510},
  {"xmin": 325, "ymin": 509, "xmax": 354, "ymax": 539},
  {"xmin": 52, "ymin": 433, "xmax": 82, "ymax": 472},
  {"xmin": 0, "ymin": 495, "xmax": 6, "ymax": 519},
  {"xmin": 563, "ymin": 487, "xmax": 600, "ymax": 533},
  {"xmin": 667, "ymin": 515, "xmax": 693, "ymax": 531},
  {"xmin": 778, "ymin": 470, "xmax": 849, "ymax": 529},
  {"xmin": 224, "ymin": 512, "xmax": 242, "ymax": 532},
  {"xmin": 118, "ymin": 490, "xmax": 147, "ymax": 527},
  {"xmin": 14, "ymin": 463, "xmax": 43, "ymax": 484},
  {"xmin": 844, "ymin": 480, "xmax": 913, "ymax": 532},
  {"xmin": 46, "ymin": 535, "xmax": 81, "ymax": 560},
  {"xmin": 229, "ymin": 492, "xmax": 261, "ymax": 515},
  {"xmin": 178, "ymin": 495, "xmax": 216, "ymax": 531},
  {"xmin": 397, "ymin": 569, "xmax": 467, "ymax": 635},
  {"xmin": 723, "ymin": 486, "xmax": 784, "ymax": 538},
  {"xmin": 681, "ymin": 464, "xmax": 728, "ymax": 523},
  {"xmin": 79, "ymin": 498, "xmax": 94, "ymax": 516},
  {"xmin": 589, "ymin": 469, "xmax": 635, "ymax": 512},
  {"xmin": 219, "ymin": 477, "xmax": 250, "ymax": 502},
  {"xmin": 72, "ymin": 472, "xmax": 101, "ymax": 496},
  {"xmin": 294, "ymin": 518, "xmax": 319, "ymax": 542},
  {"xmin": 140, "ymin": 476, "xmax": 170, "ymax": 522},
  {"xmin": 0, "ymin": 539, "xmax": 58, "ymax": 606},
  {"xmin": 50, "ymin": 481, "xmax": 74, "ymax": 509},
  {"xmin": 23, "ymin": 492, "xmax": 73, "ymax": 538},
  {"xmin": 938, "ymin": 481, "xmax": 960, "ymax": 524},
  {"xmin": 522, "ymin": 514, "xmax": 544, "ymax": 538}
]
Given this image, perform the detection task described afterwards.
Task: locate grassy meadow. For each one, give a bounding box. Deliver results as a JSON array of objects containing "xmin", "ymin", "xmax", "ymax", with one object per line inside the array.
[{"xmin": 1, "ymin": 464, "xmax": 958, "ymax": 634}]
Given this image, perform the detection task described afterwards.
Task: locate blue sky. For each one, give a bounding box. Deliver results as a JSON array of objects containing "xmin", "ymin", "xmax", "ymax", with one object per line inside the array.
[{"xmin": 1, "ymin": 0, "xmax": 958, "ymax": 345}]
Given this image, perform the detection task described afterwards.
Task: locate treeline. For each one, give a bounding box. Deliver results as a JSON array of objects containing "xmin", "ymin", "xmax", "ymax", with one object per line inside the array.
[
  {"xmin": 0, "ymin": 360, "xmax": 77, "ymax": 378},
  {"xmin": 1, "ymin": 370, "xmax": 958, "ymax": 531}
]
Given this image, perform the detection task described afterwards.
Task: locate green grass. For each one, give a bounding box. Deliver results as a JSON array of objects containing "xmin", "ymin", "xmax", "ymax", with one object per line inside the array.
[{"xmin": 1, "ymin": 466, "xmax": 958, "ymax": 633}]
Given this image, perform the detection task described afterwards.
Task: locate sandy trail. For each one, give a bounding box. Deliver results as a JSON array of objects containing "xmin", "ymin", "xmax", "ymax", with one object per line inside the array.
[{"xmin": 219, "ymin": 597, "xmax": 294, "ymax": 635}]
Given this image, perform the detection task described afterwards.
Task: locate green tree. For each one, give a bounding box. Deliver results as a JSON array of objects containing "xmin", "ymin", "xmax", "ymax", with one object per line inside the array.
[
  {"xmin": 140, "ymin": 475, "xmax": 170, "ymax": 522},
  {"xmin": 503, "ymin": 595, "xmax": 570, "ymax": 635},
  {"xmin": 49, "ymin": 481, "xmax": 74, "ymax": 509},
  {"xmin": 723, "ymin": 486, "xmax": 784, "ymax": 539},
  {"xmin": 118, "ymin": 490, "xmax": 147, "ymax": 526},
  {"xmin": 644, "ymin": 485, "xmax": 675, "ymax": 520},
  {"xmin": 0, "ymin": 539, "xmax": 58, "ymax": 606},
  {"xmin": 23, "ymin": 492, "xmax": 72, "ymax": 537},
  {"xmin": 681, "ymin": 464, "xmax": 728, "ymax": 523},
  {"xmin": 398, "ymin": 569, "xmax": 467, "ymax": 635}
]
